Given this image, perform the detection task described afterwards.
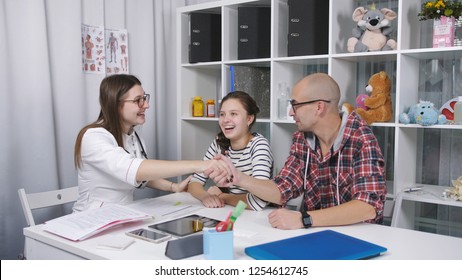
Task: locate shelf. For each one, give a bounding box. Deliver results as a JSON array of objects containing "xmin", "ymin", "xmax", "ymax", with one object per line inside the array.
[
  {"xmin": 401, "ymin": 47, "xmax": 462, "ymax": 60},
  {"xmin": 273, "ymin": 119, "xmax": 295, "ymax": 124},
  {"xmin": 398, "ymin": 184, "xmax": 462, "ymax": 208},
  {"xmin": 182, "ymin": 117, "xmax": 218, "ymax": 121},
  {"xmin": 369, "ymin": 122, "xmax": 398, "ymax": 128},
  {"xmin": 224, "ymin": 58, "xmax": 272, "ymax": 65},
  {"xmin": 180, "ymin": 62, "xmax": 222, "ymax": 68},
  {"xmin": 392, "ymin": 184, "xmax": 462, "ymax": 230},
  {"xmin": 331, "ymin": 51, "xmax": 397, "ymax": 62},
  {"xmin": 397, "ymin": 124, "xmax": 462, "ymax": 130},
  {"xmin": 183, "ymin": 117, "xmax": 272, "ymax": 123},
  {"xmin": 273, "ymin": 55, "xmax": 329, "ymax": 63},
  {"xmin": 177, "ymin": 0, "xmax": 462, "ymax": 237}
]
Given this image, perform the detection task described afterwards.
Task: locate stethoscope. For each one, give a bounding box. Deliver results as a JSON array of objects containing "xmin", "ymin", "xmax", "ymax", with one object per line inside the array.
[
  {"xmin": 134, "ymin": 131, "xmax": 148, "ymax": 159},
  {"xmin": 125, "ymin": 131, "xmax": 148, "ymax": 188}
]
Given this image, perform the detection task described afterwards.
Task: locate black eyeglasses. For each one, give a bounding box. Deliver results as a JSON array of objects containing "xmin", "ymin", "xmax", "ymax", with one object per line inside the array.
[
  {"xmin": 289, "ymin": 99, "xmax": 331, "ymax": 112},
  {"xmin": 120, "ymin": 94, "xmax": 150, "ymax": 108}
]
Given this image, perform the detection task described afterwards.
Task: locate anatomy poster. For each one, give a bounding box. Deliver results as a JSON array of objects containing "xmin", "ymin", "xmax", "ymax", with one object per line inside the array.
[
  {"xmin": 81, "ymin": 24, "xmax": 105, "ymax": 74},
  {"xmin": 105, "ymin": 28, "xmax": 129, "ymax": 75}
]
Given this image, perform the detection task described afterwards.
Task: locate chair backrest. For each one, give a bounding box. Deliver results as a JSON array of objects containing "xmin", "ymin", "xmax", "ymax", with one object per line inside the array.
[{"xmin": 18, "ymin": 187, "xmax": 79, "ymax": 226}]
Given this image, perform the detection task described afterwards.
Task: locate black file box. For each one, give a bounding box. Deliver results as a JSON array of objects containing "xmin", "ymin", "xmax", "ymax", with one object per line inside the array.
[
  {"xmin": 288, "ymin": 0, "xmax": 329, "ymax": 56},
  {"xmin": 189, "ymin": 13, "xmax": 221, "ymax": 63},
  {"xmin": 238, "ymin": 7, "xmax": 271, "ymax": 60}
]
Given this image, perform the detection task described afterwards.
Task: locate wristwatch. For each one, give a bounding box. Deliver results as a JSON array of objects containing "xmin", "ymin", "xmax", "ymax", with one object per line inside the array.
[{"xmin": 301, "ymin": 211, "xmax": 312, "ymax": 228}]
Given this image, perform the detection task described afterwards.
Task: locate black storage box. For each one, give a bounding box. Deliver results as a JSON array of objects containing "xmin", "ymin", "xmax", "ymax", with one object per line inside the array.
[
  {"xmin": 189, "ymin": 13, "xmax": 221, "ymax": 63},
  {"xmin": 288, "ymin": 0, "xmax": 329, "ymax": 56},
  {"xmin": 238, "ymin": 7, "xmax": 271, "ymax": 60}
]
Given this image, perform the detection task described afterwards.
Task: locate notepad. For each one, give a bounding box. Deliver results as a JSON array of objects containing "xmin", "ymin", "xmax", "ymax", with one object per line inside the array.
[{"xmin": 245, "ymin": 230, "xmax": 387, "ymax": 260}]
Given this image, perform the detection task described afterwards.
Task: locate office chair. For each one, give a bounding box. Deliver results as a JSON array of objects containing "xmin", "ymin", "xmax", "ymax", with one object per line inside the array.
[{"xmin": 18, "ymin": 186, "xmax": 79, "ymax": 227}]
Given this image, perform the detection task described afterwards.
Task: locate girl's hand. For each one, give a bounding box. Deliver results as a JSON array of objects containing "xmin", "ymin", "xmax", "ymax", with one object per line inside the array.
[
  {"xmin": 172, "ymin": 175, "xmax": 193, "ymax": 192},
  {"xmin": 207, "ymin": 186, "xmax": 223, "ymax": 196}
]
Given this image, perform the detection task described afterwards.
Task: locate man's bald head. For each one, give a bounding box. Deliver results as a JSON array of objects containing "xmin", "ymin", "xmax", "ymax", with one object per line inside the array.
[{"xmin": 294, "ymin": 73, "xmax": 340, "ymax": 108}]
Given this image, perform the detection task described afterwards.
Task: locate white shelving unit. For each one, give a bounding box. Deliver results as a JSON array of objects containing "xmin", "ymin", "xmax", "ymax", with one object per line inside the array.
[{"xmin": 177, "ymin": 0, "xmax": 462, "ymax": 234}]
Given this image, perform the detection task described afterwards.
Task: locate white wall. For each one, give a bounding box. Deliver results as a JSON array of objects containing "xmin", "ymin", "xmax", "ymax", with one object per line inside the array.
[{"xmin": 0, "ymin": 0, "xmax": 212, "ymax": 260}]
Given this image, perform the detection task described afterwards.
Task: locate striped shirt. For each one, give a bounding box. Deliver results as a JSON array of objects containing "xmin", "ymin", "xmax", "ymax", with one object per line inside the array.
[
  {"xmin": 191, "ymin": 132, "xmax": 274, "ymax": 210},
  {"xmin": 274, "ymin": 112, "xmax": 386, "ymax": 223}
]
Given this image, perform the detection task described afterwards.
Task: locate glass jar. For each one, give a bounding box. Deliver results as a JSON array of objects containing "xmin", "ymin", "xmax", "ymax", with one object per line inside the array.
[
  {"xmin": 206, "ymin": 99, "xmax": 215, "ymax": 117},
  {"xmin": 454, "ymin": 96, "xmax": 462, "ymax": 125}
]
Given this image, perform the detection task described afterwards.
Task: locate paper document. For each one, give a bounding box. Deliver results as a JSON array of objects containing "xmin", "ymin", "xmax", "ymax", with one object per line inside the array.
[
  {"xmin": 43, "ymin": 204, "xmax": 151, "ymax": 241},
  {"xmin": 128, "ymin": 198, "xmax": 201, "ymax": 219}
]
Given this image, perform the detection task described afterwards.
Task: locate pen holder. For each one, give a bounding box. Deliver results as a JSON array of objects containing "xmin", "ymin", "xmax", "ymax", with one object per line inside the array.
[{"xmin": 203, "ymin": 229, "xmax": 234, "ymax": 260}]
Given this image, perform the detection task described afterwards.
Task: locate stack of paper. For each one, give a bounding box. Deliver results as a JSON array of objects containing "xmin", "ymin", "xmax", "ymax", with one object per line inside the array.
[{"xmin": 43, "ymin": 204, "xmax": 151, "ymax": 241}]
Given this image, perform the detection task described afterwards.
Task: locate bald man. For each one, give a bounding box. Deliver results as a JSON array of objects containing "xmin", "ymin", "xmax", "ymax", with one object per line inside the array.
[{"xmin": 208, "ymin": 73, "xmax": 386, "ymax": 230}]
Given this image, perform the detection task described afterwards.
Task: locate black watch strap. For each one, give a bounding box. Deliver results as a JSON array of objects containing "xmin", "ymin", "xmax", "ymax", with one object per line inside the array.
[{"xmin": 301, "ymin": 211, "xmax": 312, "ymax": 228}]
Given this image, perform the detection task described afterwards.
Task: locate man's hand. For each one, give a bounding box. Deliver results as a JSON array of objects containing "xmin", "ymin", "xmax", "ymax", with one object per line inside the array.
[
  {"xmin": 268, "ymin": 208, "xmax": 303, "ymax": 230},
  {"xmin": 202, "ymin": 157, "xmax": 234, "ymax": 184}
]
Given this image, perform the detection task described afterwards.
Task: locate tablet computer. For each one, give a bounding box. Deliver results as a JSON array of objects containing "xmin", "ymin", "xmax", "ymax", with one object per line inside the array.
[{"xmin": 148, "ymin": 215, "xmax": 220, "ymax": 238}]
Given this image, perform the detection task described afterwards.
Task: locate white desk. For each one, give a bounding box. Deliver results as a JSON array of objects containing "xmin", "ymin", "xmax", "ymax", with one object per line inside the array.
[{"xmin": 24, "ymin": 193, "xmax": 462, "ymax": 260}]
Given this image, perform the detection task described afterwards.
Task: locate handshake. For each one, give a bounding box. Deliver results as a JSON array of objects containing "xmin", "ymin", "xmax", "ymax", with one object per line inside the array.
[{"xmin": 203, "ymin": 154, "xmax": 237, "ymax": 188}]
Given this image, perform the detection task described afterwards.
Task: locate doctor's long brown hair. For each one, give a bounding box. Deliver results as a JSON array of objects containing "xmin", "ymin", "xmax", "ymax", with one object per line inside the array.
[{"xmin": 74, "ymin": 74, "xmax": 142, "ymax": 169}]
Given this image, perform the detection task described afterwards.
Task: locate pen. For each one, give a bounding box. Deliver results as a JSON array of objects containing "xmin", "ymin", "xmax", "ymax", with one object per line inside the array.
[{"xmin": 404, "ymin": 187, "xmax": 422, "ymax": 192}]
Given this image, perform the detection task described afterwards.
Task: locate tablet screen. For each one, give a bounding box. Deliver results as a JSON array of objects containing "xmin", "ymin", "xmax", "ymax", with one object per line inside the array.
[{"xmin": 148, "ymin": 215, "xmax": 220, "ymax": 237}]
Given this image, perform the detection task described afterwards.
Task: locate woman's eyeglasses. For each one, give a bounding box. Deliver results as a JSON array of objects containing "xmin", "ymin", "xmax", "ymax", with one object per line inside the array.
[{"xmin": 120, "ymin": 94, "xmax": 150, "ymax": 108}]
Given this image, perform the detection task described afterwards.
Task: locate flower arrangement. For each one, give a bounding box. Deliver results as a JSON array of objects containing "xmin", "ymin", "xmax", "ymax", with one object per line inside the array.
[
  {"xmin": 418, "ymin": 0, "xmax": 462, "ymax": 21},
  {"xmin": 443, "ymin": 175, "xmax": 462, "ymax": 201}
]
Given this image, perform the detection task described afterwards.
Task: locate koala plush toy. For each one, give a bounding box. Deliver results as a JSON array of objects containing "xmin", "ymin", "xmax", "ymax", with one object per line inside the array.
[
  {"xmin": 399, "ymin": 100, "xmax": 447, "ymax": 126},
  {"xmin": 347, "ymin": 6, "xmax": 397, "ymax": 52}
]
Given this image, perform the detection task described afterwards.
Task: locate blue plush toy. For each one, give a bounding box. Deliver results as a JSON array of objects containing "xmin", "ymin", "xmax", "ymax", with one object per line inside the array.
[{"xmin": 399, "ymin": 100, "xmax": 447, "ymax": 126}]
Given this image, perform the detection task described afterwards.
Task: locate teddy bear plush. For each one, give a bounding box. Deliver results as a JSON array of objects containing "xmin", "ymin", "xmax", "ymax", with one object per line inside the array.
[
  {"xmin": 399, "ymin": 100, "xmax": 447, "ymax": 126},
  {"xmin": 347, "ymin": 5, "xmax": 397, "ymax": 52},
  {"xmin": 342, "ymin": 94, "xmax": 369, "ymax": 113},
  {"xmin": 342, "ymin": 71, "xmax": 393, "ymax": 125}
]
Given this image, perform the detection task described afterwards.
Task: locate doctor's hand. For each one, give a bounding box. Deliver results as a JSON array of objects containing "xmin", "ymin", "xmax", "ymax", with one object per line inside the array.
[
  {"xmin": 268, "ymin": 208, "xmax": 304, "ymax": 230},
  {"xmin": 205, "ymin": 154, "xmax": 238, "ymax": 188},
  {"xmin": 202, "ymin": 158, "xmax": 233, "ymax": 184}
]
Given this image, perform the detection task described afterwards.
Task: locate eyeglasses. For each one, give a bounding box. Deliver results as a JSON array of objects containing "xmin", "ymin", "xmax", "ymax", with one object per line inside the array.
[
  {"xmin": 289, "ymin": 99, "xmax": 331, "ymax": 112},
  {"xmin": 120, "ymin": 94, "xmax": 150, "ymax": 108}
]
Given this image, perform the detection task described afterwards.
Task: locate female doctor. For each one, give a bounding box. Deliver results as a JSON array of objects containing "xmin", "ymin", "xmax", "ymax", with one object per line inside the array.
[{"xmin": 73, "ymin": 74, "xmax": 231, "ymax": 212}]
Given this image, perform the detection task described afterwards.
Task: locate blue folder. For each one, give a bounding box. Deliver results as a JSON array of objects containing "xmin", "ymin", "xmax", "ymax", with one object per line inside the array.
[{"xmin": 245, "ymin": 230, "xmax": 387, "ymax": 260}]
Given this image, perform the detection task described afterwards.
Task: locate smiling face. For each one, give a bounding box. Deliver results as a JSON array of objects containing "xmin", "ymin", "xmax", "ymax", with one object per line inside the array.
[
  {"xmin": 219, "ymin": 98, "xmax": 254, "ymax": 149},
  {"xmin": 119, "ymin": 84, "xmax": 149, "ymax": 133},
  {"xmin": 289, "ymin": 80, "xmax": 320, "ymax": 132},
  {"xmin": 289, "ymin": 73, "xmax": 341, "ymax": 133}
]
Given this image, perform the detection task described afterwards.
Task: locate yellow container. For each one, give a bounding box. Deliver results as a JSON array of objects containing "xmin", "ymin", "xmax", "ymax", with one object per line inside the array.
[{"xmin": 192, "ymin": 96, "xmax": 204, "ymax": 117}]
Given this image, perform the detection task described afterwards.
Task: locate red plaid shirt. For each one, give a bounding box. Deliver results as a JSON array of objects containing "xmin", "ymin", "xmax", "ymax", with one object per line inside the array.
[{"xmin": 274, "ymin": 112, "xmax": 386, "ymax": 223}]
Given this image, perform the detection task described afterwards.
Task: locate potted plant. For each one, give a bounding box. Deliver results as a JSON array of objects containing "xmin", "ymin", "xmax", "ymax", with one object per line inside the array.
[{"xmin": 418, "ymin": 0, "xmax": 462, "ymax": 47}]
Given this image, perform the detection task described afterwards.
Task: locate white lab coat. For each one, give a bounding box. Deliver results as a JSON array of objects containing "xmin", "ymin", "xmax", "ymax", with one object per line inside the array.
[{"xmin": 73, "ymin": 127, "xmax": 146, "ymax": 212}]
